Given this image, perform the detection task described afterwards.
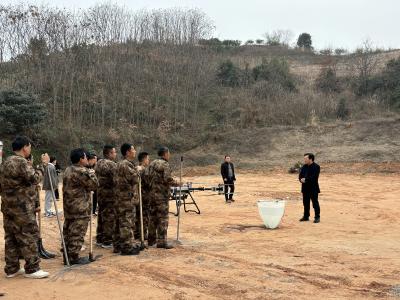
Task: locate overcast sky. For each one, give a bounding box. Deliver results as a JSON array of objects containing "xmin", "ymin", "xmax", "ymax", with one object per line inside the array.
[{"xmin": 3, "ymin": 0, "xmax": 399, "ymax": 50}]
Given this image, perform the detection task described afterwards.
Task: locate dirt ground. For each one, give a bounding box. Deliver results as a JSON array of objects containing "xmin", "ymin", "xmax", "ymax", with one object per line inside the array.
[{"xmin": 1, "ymin": 166, "xmax": 400, "ymax": 299}]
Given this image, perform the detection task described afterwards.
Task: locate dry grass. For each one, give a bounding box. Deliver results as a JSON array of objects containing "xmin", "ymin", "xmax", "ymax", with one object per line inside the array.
[{"xmin": 178, "ymin": 116, "xmax": 400, "ymax": 171}]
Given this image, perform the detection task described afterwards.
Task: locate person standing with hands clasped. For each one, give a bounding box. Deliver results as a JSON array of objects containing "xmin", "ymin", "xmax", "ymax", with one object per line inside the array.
[
  {"xmin": 221, "ymin": 155, "xmax": 236, "ymax": 203},
  {"xmin": 299, "ymin": 153, "xmax": 321, "ymax": 224}
]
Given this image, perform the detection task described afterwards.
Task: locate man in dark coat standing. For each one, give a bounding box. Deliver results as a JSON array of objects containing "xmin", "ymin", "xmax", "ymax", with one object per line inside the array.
[
  {"xmin": 221, "ymin": 155, "xmax": 236, "ymax": 203},
  {"xmin": 299, "ymin": 153, "xmax": 321, "ymax": 223}
]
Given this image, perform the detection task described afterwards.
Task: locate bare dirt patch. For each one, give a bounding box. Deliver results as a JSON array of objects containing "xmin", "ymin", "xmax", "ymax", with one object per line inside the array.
[{"xmin": 1, "ymin": 168, "xmax": 400, "ymax": 299}]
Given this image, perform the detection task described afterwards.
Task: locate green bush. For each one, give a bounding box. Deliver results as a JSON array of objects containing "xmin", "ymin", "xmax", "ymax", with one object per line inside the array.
[
  {"xmin": 0, "ymin": 90, "xmax": 47, "ymax": 134},
  {"xmin": 216, "ymin": 60, "xmax": 241, "ymax": 87},
  {"xmin": 315, "ymin": 68, "xmax": 342, "ymax": 93},
  {"xmin": 366, "ymin": 57, "xmax": 400, "ymax": 108},
  {"xmin": 297, "ymin": 33, "xmax": 312, "ymax": 49},
  {"xmin": 390, "ymin": 86, "xmax": 400, "ymax": 109},
  {"xmin": 252, "ymin": 58, "xmax": 296, "ymax": 91},
  {"xmin": 222, "ymin": 40, "xmax": 241, "ymax": 47},
  {"xmin": 334, "ymin": 48, "xmax": 347, "ymax": 56},
  {"xmin": 380, "ymin": 58, "xmax": 400, "ymax": 108},
  {"xmin": 199, "ymin": 38, "xmax": 223, "ymax": 49}
]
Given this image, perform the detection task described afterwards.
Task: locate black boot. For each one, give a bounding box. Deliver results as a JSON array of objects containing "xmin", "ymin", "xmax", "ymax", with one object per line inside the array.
[
  {"xmin": 71, "ymin": 256, "xmax": 91, "ymax": 265},
  {"xmin": 299, "ymin": 217, "xmax": 309, "ymax": 222},
  {"xmin": 120, "ymin": 247, "xmax": 140, "ymax": 256},
  {"xmin": 147, "ymin": 239, "xmax": 156, "ymax": 247},
  {"xmin": 157, "ymin": 243, "xmax": 174, "ymax": 249},
  {"xmin": 64, "ymin": 256, "xmax": 91, "ymax": 266},
  {"xmin": 314, "ymin": 217, "xmax": 320, "ymax": 223}
]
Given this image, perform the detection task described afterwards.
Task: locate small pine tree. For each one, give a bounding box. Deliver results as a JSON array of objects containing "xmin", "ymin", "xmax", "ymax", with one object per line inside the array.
[
  {"xmin": 216, "ymin": 60, "xmax": 241, "ymax": 87},
  {"xmin": 297, "ymin": 33, "xmax": 312, "ymax": 49},
  {"xmin": 0, "ymin": 90, "xmax": 47, "ymax": 134}
]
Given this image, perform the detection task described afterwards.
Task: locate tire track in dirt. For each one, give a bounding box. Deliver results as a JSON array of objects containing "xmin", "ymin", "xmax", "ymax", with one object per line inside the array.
[
  {"xmin": 92, "ymin": 246, "xmax": 287, "ymax": 300},
  {"xmin": 182, "ymin": 247, "xmax": 392, "ymax": 298}
]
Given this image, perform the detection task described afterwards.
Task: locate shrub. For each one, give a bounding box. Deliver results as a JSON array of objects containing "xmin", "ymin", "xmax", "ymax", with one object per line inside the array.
[
  {"xmin": 297, "ymin": 33, "xmax": 312, "ymax": 49},
  {"xmin": 252, "ymin": 58, "xmax": 296, "ymax": 91},
  {"xmin": 336, "ymin": 97, "xmax": 350, "ymax": 120},
  {"xmin": 365, "ymin": 57, "xmax": 400, "ymax": 108},
  {"xmin": 199, "ymin": 38, "xmax": 222, "ymax": 47},
  {"xmin": 216, "ymin": 60, "xmax": 241, "ymax": 87},
  {"xmin": 315, "ymin": 67, "xmax": 342, "ymax": 93},
  {"xmin": 0, "ymin": 90, "xmax": 47, "ymax": 134},
  {"xmin": 334, "ymin": 48, "xmax": 347, "ymax": 56},
  {"xmin": 222, "ymin": 40, "xmax": 241, "ymax": 47}
]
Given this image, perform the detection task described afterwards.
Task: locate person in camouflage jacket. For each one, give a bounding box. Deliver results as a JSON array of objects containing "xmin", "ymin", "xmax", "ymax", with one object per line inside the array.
[
  {"xmin": 145, "ymin": 147, "xmax": 178, "ymax": 249},
  {"xmin": 94, "ymin": 145, "xmax": 117, "ymax": 248},
  {"xmin": 0, "ymin": 136, "xmax": 50, "ymax": 278},
  {"xmin": 135, "ymin": 152, "xmax": 151, "ymax": 241},
  {"xmin": 62, "ymin": 148, "xmax": 98, "ymax": 265},
  {"xmin": 113, "ymin": 143, "xmax": 140, "ymax": 255}
]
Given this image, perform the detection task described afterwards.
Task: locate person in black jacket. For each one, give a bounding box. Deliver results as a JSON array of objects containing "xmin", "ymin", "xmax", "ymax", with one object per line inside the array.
[
  {"xmin": 50, "ymin": 156, "xmax": 61, "ymax": 201},
  {"xmin": 221, "ymin": 155, "xmax": 236, "ymax": 203},
  {"xmin": 299, "ymin": 153, "xmax": 321, "ymax": 223}
]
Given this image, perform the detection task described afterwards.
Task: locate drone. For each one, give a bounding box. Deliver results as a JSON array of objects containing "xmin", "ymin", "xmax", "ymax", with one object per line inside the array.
[{"xmin": 169, "ymin": 182, "xmax": 224, "ymax": 215}]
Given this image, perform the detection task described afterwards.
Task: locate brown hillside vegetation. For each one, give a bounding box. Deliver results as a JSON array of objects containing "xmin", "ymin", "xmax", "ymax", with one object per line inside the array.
[
  {"xmin": 0, "ymin": 3, "xmax": 399, "ymax": 165},
  {"xmin": 228, "ymin": 46, "xmax": 400, "ymax": 80},
  {"xmin": 182, "ymin": 117, "xmax": 400, "ymax": 170}
]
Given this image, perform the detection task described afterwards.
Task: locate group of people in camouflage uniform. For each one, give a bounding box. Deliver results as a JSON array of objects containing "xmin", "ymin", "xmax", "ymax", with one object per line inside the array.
[
  {"xmin": 0, "ymin": 136, "xmax": 178, "ymax": 279},
  {"xmin": 95, "ymin": 143, "xmax": 177, "ymax": 257}
]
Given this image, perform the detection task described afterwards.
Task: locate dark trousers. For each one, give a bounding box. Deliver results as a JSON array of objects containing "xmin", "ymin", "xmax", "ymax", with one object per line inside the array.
[
  {"xmin": 303, "ymin": 192, "xmax": 320, "ymax": 219},
  {"xmin": 224, "ymin": 179, "xmax": 235, "ymax": 201},
  {"xmin": 92, "ymin": 191, "xmax": 98, "ymax": 214},
  {"xmin": 54, "ymin": 188, "xmax": 59, "ymax": 200}
]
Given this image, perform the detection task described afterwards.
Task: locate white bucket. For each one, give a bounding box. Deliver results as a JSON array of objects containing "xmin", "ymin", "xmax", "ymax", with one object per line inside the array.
[{"xmin": 257, "ymin": 200, "xmax": 286, "ymax": 229}]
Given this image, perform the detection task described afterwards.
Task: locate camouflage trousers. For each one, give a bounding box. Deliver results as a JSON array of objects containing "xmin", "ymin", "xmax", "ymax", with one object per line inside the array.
[
  {"xmin": 148, "ymin": 199, "xmax": 169, "ymax": 246},
  {"xmin": 134, "ymin": 196, "xmax": 149, "ymax": 240},
  {"xmin": 96, "ymin": 192, "xmax": 115, "ymax": 245},
  {"xmin": 63, "ymin": 217, "xmax": 89, "ymax": 260},
  {"xmin": 3, "ymin": 212, "xmax": 40, "ymax": 275},
  {"xmin": 113, "ymin": 204, "xmax": 138, "ymax": 252}
]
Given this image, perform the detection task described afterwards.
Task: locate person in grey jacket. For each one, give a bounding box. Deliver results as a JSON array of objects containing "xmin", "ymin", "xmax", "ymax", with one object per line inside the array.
[{"xmin": 42, "ymin": 156, "xmax": 59, "ymax": 217}]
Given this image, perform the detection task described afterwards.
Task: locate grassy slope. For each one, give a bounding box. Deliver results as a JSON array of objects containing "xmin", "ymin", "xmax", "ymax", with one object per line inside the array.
[{"xmin": 183, "ymin": 116, "xmax": 400, "ymax": 169}]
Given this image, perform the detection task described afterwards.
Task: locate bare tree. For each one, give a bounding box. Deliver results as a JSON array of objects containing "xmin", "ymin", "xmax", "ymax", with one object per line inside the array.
[
  {"xmin": 348, "ymin": 39, "xmax": 380, "ymax": 95},
  {"xmin": 263, "ymin": 29, "xmax": 293, "ymax": 47}
]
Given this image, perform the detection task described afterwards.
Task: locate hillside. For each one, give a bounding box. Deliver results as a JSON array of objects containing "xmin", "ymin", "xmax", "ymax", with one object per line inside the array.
[
  {"xmin": 1, "ymin": 45, "xmax": 399, "ymax": 166},
  {"xmin": 181, "ymin": 116, "xmax": 400, "ymax": 170},
  {"xmin": 229, "ymin": 46, "xmax": 400, "ymax": 81},
  {"xmin": 0, "ymin": 4, "xmax": 399, "ymax": 167}
]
